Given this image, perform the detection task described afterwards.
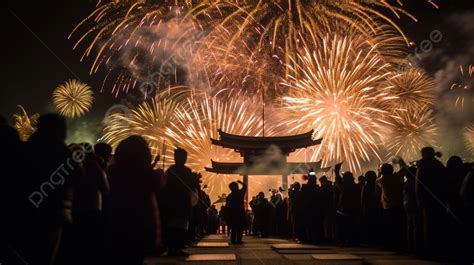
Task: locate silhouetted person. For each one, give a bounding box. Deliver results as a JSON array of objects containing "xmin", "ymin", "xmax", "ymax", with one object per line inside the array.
[
  {"xmin": 66, "ymin": 143, "xmax": 110, "ymax": 265},
  {"xmin": 459, "ymin": 164, "xmax": 474, "ymax": 263},
  {"xmin": 445, "ymin": 156, "xmax": 467, "ymax": 259},
  {"xmin": 300, "ymin": 173, "xmax": 323, "ymax": 243},
  {"xmin": 335, "ymin": 163, "xmax": 360, "ymax": 246},
  {"xmin": 106, "ymin": 136, "xmax": 161, "ymax": 265},
  {"xmin": 319, "ymin": 176, "xmax": 336, "ymax": 242},
  {"xmin": 1, "ymin": 119, "xmax": 24, "ymax": 263},
  {"xmin": 219, "ymin": 205, "xmax": 229, "ymax": 234},
  {"xmin": 416, "ymin": 147, "xmax": 446, "ymax": 258},
  {"xmin": 94, "ymin": 142, "xmax": 113, "ymax": 170},
  {"xmin": 361, "ymin": 170, "xmax": 381, "ymax": 245},
  {"xmin": 378, "ymin": 159, "xmax": 406, "ymax": 251},
  {"xmin": 160, "ymin": 148, "xmax": 195, "ymax": 257},
  {"xmin": 403, "ymin": 166, "xmax": 421, "ymax": 254},
  {"xmin": 208, "ymin": 205, "xmax": 219, "ymax": 234},
  {"xmin": 251, "ymin": 192, "xmax": 271, "ymax": 237},
  {"xmin": 21, "ymin": 114, "xmax": 79, "ymax": 265},
  {"xmin": 225, "ymin": 180, "xmax": 247, "ymax": 244},
  {"xmin": 288, "ymin": 182, "xmax": 304, "ymax": 242}
]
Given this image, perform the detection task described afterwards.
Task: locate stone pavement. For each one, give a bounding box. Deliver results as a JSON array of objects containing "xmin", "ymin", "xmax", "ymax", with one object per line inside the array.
[{"xmin": 145, "ymin": 235, "xmax": 446, "ymax": 265}]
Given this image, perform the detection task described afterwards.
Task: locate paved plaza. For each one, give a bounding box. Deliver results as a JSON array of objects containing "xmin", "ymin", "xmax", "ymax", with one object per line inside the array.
[{"xmin": 145, "ymin": 235, "xmax": 446, "ymax": 265}]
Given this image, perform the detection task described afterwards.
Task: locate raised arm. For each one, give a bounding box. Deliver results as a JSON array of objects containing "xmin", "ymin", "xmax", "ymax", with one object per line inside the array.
[{"xmin": 237, "ymin": 180, "xmax": 247, "ymax": 193}]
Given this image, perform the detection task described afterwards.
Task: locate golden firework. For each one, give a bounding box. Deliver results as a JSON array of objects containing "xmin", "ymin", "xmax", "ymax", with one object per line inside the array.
[
  {"xmin": 280, "ymin": 34, "xmax": 395, "ymax": 172},
  {"xmin": 386, "ymin": 68, "xmax": 435, "ymax": 114},
  {"xmin": 464, "ymin": 124, "xmax": 474, "ymax": 155},
  {"xmin": 102, "ymin": 93, "xmax": 185, "ymax": 166},
  {"xmin": 384, "ymin": 107, "xmax": 438, "ymax": 162},
  {"xmin": 52, "ymin": 79, "xmax": 94, "ymax": 118},
  {"xmin": 70, "ymin": 0, "xmax": 432, "ymax": 95},
  {"xmin": 166, "ymin": 92, "xmax": 263, "ymax": 200},
  {"xmin": 13, "ymin": 105, "xmax": 39, "ymax": 141}
]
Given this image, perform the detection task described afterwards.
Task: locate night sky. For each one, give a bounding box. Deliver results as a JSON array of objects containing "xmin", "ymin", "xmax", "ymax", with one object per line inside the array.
[{"xmin": 4, "ymin": 1, "xmax": 474, "ymax": 141}]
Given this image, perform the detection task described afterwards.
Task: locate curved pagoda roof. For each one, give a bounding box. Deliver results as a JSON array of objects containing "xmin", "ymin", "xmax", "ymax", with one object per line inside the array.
[
  {"xmin": 205, "ymin": 161, "xmax": 330, "ymax": 175},
  {"xmin": 211, "ymin": 129, "xmax": 321, "ymax": 152}
]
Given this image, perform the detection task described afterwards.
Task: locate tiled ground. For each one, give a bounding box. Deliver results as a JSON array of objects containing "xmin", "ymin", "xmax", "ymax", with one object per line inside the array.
[{"xmin": 145, "ymin": 235, "xmax": 446, "ymax": 265}]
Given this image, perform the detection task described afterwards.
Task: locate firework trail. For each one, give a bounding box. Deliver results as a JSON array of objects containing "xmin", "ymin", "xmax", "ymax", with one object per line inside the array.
[
  {"xmin": 13, "ymin": 105, "xmax": 39, "ymax": 141},
  {"xmin": 450, "ymin": 64, "xmax": 473, "ymax": 109},
  {"xmin": 386, "ymin": 68, "xmax": 435, "ymax": 114},
  {"xmin": 52, "ymin": 79, "xmax": 94, "ymax": 118},
  {"xmin": 384, "ymin": 107, "xmax": 438, "ymax": 163},
  {"xmin": 280, "ymin": 34, "xmax": 395, "ymax": 172}
]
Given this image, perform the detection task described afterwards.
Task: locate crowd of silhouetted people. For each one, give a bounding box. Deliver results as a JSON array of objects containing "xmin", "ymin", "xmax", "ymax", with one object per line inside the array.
[
  {"xmin": 244, "ymin": 152, "xmax": 474, "ymax": 263},
  {"xmin": 1, "ymin": 113, "xmax": 473, "ymax": 265}
]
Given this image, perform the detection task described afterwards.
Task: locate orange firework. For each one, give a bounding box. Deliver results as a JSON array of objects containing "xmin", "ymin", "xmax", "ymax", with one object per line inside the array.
[{"xmin": 280, "ymin": 34, "xmax": 395, "ymax": 172}]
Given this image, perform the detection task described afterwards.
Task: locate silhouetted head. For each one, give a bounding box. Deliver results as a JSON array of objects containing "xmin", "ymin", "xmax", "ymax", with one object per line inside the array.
[
  {"xmin": 319, "ymin": 176, "xmax": 328, "ymax": 184},
  {"xmin": 421, "ymin": 147, "xmax": 442, "ymax": 160},
  {"xmin": 36, "ymin": 114, "xmax": 67, "ymax": 141},
  {"xmin": 94, "ymin": 142, "xmax": 112, "ymax": 162},
  {"xmin": 381, "ymin": 163, "xmax": 394, "ymax": 175},
  {"xmin": 258, "ymin": 192, "xmax": 265, "ymax": 199},
  {"xmin": 115, "ymin": 135, "xmax": 151, "ymax": 166},
  {"xmin": 174, "ymin": 147, "xmax": 187, "ymax": 166},
  {"xmin": 292, "ymin": 182, "xmax": 301, "ymax": 191},
  {"xmin": 447, "ymin": 156, "xmax": 463, "ymax": 171},
  {"xmin": 358, "ymin": 175, "xmax": 365, "ymax": 184},
  {"xmin": 342, "ymin": 171, "xmax": 354, "ymax": 183},
  {"xmin": 308, "ymin": 174, "xmax": 317, "ymax": 185},
  {"xmin": 364, "ymin": 170, "xmax": 377, "ymax": 183},
  {"xmin": 229, "ymin": 182, "xmax": 239, "ymax": 192}
]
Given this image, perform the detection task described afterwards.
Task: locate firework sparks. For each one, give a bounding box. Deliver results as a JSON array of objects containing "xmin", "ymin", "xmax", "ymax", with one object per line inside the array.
[
  {"xmin": 386, "ymin": 68, "xmax": 435, "ymax": 114},
  {"xmin": 13, "ymin": 105, "xmax": 39, "ymax": 141},
  {"xmin": 464, "ymin": 124, "xmax": 474, "ymax": 155},
  {"xmin": 384, "ymin": 107, "xmax": 438, "ymax": 162},
  {"xmin": 53, "ymin": 80, "xmax": 94, "ymax": 118},
  {"xmin": 69, "ymin": 1, "xmax": 202, "ymax": 95},
  {"xmin": 195, "ymin": 0, "xmax": 436, "ymax": 49},
  {"xmin": 102, "ymin": 94, "xmax": 184, "ymax": 166},
  {"xmin": 450, "ymin": 64, "xmax": 473, "ymax": 108},
  {"xmin": 166, "ymin": 92, "xmax": 263, "ymax": 200},
  {"xmin": 280, "ymin": 34, "xmax": 395, "ymax": 172},
  {"xmin": 70, "ymin": 0, "xmax": 432, "ymax": 95}
]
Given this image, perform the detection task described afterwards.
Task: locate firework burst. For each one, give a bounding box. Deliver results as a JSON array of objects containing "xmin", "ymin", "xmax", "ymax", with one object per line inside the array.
[
  {"xmin": 280, "ymin": 34, "xmax": 395, "ymax": 172},
  {"xmin": 70, "ymin": 0, "xmax": 433, "ymax": 96},
  {"xmin": 450, "ymin": 64, "xmax": 473, "ymax": 108},
  {"xmin": 166, "ymin": 92, "xmax": 263, "ymax": 200},
  {"xmin": 386, "ymin": 68, "xmax": 435, "ymax": 114},
  {"xmin": 53, "ymin": 80, "xmax": 94, "ymax": 118},
  {"xmin": 102, "ymin": 94, "xmax": 184, "ymax": 166},
  {"xmin": 464, "ymin": 124, "xmax": 474, "ymax": 155},
  {"xmin": 13, "ymin": 105, "xmax": 39, "ymax": 141},
  {"xmin": 384, "ymin": 107, "xmax": 438, "ymax": 162},
  {"xmin": 194, "ymin": 0, "xmax": 436, "ymax": 49}
]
